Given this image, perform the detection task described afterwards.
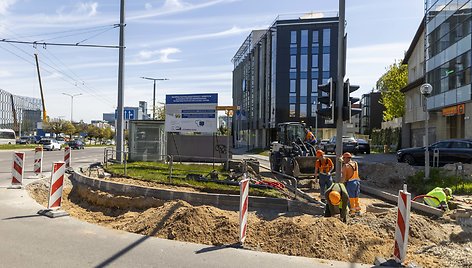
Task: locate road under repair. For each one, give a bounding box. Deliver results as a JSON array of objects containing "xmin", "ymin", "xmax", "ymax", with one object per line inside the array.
[{"xmin": 26, "ymin": 164, "xmax": 472, "ymax": 268}]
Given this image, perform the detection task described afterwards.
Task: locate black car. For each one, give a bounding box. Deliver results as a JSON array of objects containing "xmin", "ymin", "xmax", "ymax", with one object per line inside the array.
[
  {"xmin": 397, "ymin": 139, "xmax": 472, "ymax": 166},
  {"xmin": 357, "ymin": 139, "xmax": 371, "ymax": 154},
  {"xmin": 68, "ymin": 140, "xmax": 85, "ymax": 150},
  {"xmin": 325, "ymin": 136, "xmax": 358, "ymax": 154},
  {"xmin": 16, "ymin": 136, "xmax": 38, "ymax": 144}
]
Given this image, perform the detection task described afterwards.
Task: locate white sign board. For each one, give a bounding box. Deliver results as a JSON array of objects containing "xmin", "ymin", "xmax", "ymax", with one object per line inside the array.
[{"xmin": 165, "ymin": 94, "xmax": 217, "ymax": 133}]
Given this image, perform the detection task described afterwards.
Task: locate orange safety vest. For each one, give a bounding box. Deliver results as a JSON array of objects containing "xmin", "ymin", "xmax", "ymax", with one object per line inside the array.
[
  {"xmin": 316, "ymin": 158, "xmax": 334, "ymax": 173},
  {"xmin": 343, "ymin": 161, "xmax": 360, "ymax": 181},
  {"xmin": 306, "ymin": 131, "xmax": 315, "ymax": 142}
]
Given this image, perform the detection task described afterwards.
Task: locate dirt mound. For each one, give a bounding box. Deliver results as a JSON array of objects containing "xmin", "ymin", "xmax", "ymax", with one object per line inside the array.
[
  {"xmin": 27, "ymin": 177, "xmax": 471, "ymax": 267},
  {"xmin": 360, "ymin": 162, "xmax": 418, "ymax": 192}
]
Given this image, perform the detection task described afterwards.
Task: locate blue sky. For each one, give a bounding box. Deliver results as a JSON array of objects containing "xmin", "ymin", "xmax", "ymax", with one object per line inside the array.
[{"xmin": 0, "ymin": 0, "xmax": 424, "ymax": 122}]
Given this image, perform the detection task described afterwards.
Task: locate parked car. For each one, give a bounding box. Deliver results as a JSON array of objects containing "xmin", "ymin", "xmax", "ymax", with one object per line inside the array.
[
  {"xmin": 397, "ymin": 139, "xmax": 472, "ymax": 166},
  {"xmin": 17, "ymin": 136, "xmax": 37, "ymax": 144},
  {"xmin": 356, "ymin": 139, "xmax": 371, "ymax": 154},
  {"xmin": 319, "ymin": 139, "xmax": 330, "ymax": 151},
  {"xmin": 324, "ymin": 136, "xmax": 358, "ymax": 154},
  {"xmin": 56, "ymin": 137, "xmax": 66, "ymax": 145},
  {"xmin": 68, "ymin": 140, "xmax": 85, "ymax": 150},
  {"xmin": 39, "ymin": 138, "xmax": 61, "ymax": 151}
]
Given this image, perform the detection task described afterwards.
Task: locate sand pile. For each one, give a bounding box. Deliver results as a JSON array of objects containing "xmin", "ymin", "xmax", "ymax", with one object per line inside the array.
[{"xmin": 27, "ymin": 178, "xmax": 471, "ymax": 268}]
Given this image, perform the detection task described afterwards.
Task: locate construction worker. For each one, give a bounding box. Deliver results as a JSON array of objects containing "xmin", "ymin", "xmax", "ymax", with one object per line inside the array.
[
  {"xmin": 324, "ymin": 182, "xmax": 349, "ymax": 223},
  {"xmin": 424, "ymin": 187, "xmax": 453, "ymax": 211},
  {"xmin": 314, "ymin": 149, "xmax": 334, "ymax": 201},
  {"xmin": 340, "ymin": 152, "xmax": 361, "ymax": 215},
  {"xmin": 305, "ymin": 128, "xmax": 317, "ymax": 145}
]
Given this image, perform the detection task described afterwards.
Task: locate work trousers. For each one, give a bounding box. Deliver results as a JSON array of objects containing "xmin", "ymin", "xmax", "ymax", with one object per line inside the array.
[{"xmin": 319, "ymin": 173, "xmax": 333, "ymax": 198}]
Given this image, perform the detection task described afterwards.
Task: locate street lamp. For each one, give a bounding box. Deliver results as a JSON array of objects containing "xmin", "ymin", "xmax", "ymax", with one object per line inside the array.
[
  {"xmin": 62, "ymin": 93, "xmax": 82, "ymax": 122},
  {"xmin": 141, "ymin": 77, "xmax": 169, "ymax": 119},
  {"xmin": 420, "ymin": 83, "xmax": 433, "ymax": 180}
]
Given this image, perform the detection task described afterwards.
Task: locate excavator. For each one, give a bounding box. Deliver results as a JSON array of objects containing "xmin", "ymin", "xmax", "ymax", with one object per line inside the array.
[{"xmin": 269, "ymin": 122, "xmax": 317, "ymax": 178}]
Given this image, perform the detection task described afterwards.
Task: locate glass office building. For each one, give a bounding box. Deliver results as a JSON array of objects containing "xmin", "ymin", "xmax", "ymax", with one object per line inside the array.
[
  {"xmin": 232, "ymin": 13, "xmax": 339, "ymax": 148},
  {"xmin": 0, "ymin": 88, "xmax": 42, "ymax": 135},
  {"xmin": 425, "ymin": 0, "xmax": 471, "ymax": 138}
]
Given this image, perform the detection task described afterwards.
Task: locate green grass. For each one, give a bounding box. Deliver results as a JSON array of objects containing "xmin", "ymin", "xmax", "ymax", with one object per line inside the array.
[
  {"xmin": 248, "ymin": 148, "xmax": 270, "ymax": 156},
  {"xmin": 106, "ymin": 161, "xmax": 282, "ymax": 198},
  {"xmin": 407, "ymin": 167, "xmax": 472, "ymax": 195},
  {"xmin": 0, "ymin": 144, "xmax": 38, "ymax": 150}
]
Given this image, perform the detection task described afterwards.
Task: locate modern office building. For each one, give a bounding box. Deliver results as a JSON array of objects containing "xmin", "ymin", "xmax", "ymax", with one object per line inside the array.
[
  {"xmin": 424, "ymin": 1, "xmax": 471, "ymax": 139},
  {"xmin": 0, "ymin": 88, "xmax": 42, "ymax": 135},
  {"xmin": 359, "ymin": 91, "xmax": 385, "ymax": 136},
  {"xmin": 232, "ymin": 13, "xmax": 339, "ymax": 148}
]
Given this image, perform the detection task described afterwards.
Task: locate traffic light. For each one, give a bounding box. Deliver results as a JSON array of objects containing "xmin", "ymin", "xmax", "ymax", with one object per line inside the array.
[
  {"xmin": 342, "ymin": 79, "xmax": 362, "ymax": 122},
  {"xmin": 317, "ymin": 78, "xmax": 336, "ymax": 121}
]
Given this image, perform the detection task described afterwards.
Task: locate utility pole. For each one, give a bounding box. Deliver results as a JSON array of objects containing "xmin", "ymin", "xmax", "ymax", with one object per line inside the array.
[
  {"xmin": 116, "ymin": 0, "xmax": 125, "ymax": 163},
  {"xmin": 141, "ymin": 77, "xmax": 169, "ymax": 119},
  {"xmin": 335, "ymin": 0, "xmax": 346, "ymax": 182},
  {"xmin": 62, "ymin": 93, "xmax": 82, "ymax": 122}
]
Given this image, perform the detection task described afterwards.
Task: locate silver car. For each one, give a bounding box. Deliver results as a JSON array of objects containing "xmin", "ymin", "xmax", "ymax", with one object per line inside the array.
[{"xmin": 39, "ymin": 138, "xmax": 61, "ymax": 151}]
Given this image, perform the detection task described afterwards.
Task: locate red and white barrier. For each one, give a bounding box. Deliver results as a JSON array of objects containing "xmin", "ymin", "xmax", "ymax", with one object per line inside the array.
[
  {"xmin": 11, "ymin": 152, "xmax": 25, "ymax": 186},
  {"xmin": 34, "ymin": 147, "xmax": 43, "ymax": 175},
  {"xmin": 393, "ymin": 185, "xmax": 411, "ymax": 263},
  {"xmin": 47, "ymin": 162, "xmax": 66, "ymax": 209},
  {"xmin": 64, "ymin": 146, "xmax": 71, "ymax": 168},
  {"xmin": 239, "ymin": 174, "xmax": 249, "ymax": 244}
]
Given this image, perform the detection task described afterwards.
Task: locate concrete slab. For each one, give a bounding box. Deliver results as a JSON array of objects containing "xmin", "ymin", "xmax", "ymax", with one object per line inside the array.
[{"xmin": 38, "ymin": 209, "xmax": 70, "ymax": 218}]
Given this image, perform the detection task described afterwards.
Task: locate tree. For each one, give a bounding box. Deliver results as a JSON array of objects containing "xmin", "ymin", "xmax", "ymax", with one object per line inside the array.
[{"xmin": 376, "ymin": 60, "xmax": 408, "ymax": 121}]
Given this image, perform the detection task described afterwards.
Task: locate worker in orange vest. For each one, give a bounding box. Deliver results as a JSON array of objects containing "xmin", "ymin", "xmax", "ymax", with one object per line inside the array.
[
  {"xmin": 305, "ymin": 128, "xmax": 317, "ymax": 145},
  {"xmin": 314, "ymin": 149, "xmax": 334, "ymax": 202},
  {"xmin": 341, "ymin": 152, "xmax": 361, "ymax": 215}
]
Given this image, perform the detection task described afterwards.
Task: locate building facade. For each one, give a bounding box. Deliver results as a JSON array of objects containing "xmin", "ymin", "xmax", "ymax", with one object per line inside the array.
[
  {"xmin": 0, "ymin": 88, "xmax": 42, "ymax": 135},
  {"xmin": 424, "ymin": 1, "xmax": 471, "ymax": 139},
  {"xmin": 360, "ymin": 92, "xmax": 386, "ymax": 136},
  {"xmin": 232, "ymin": 13, "xmax": 339, "ymax": 149}
]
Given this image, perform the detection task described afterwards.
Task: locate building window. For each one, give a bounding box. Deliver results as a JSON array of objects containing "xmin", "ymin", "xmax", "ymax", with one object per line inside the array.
[
  {"xmin": 291, "ymin": 31, "xmax": 297, "ymax": 44},
  {"xmin": 300, "ymin": 104, "xmax": 307, "ymax": 118},
  {"xmin": 301, "ymin": 30, "xmax": 308, "ymax": 48},
  {"xmin": 312, "ymin": 54, "xmax": 319, "ymax": 70},
  {"xmin": 290, "ymin": 80, "xmax": 296, "ymax": 93},
  {"xmin": 322, "ymin": 53, "xmax": 330, "ymax": 70},
  {"xmin": 289, "ymin": 104, "xmax": 296, "ymax": 117},
  {"xmin": 323, "ymin": 28, "xmax": 331, "ymax": 46},
  {"xmin": 290, "ymin": 55, "xmax": 297, "ymax": 68},
  {"xmin": 301, "ymin": 55, "xmax": 308, "ymax": 71}
]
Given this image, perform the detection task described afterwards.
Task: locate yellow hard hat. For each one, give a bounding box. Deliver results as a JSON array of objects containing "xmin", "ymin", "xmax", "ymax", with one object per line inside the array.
[
  {"xmin": 316, "ymin": 150, "xmax": 324, "ymax": 157},
  {"xmin": 329, "ymin": 191, "xmax": 341, "ymax": 206},
  {"xmin": 342, "ymin": 152, "xmax": 352, "ymax": 158},
  {"xmin": 444, "ymin": 187, "xmax": 452, "ymax": 197}
]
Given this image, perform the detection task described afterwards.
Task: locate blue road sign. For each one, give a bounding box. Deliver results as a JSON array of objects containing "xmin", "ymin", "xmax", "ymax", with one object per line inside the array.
[{"xmin": 115, "ymin": 108, "xmax": 136, "ymax": 120}]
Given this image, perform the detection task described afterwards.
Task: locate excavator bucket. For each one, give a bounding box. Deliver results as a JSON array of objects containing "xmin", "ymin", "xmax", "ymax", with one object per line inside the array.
[{"xmin": 292, "ymin": 156, "xmax": 316, "ymax": 178}]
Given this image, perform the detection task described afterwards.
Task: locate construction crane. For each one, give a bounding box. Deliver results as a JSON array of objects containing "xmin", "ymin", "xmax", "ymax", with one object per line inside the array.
[{"xmin": 34, "ymin": 53, "xmax": 47, "ymax": 122}]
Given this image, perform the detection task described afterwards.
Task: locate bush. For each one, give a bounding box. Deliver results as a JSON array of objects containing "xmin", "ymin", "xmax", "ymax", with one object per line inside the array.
[{"xmin": 406, "ymin": 168, "xmax": 470, "ymax": 194}]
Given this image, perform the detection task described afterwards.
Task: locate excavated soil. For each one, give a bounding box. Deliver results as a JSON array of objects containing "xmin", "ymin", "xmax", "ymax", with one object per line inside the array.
[{"xmin": 27, "ymin": 176, "xmax": 472, "ymax": 268}]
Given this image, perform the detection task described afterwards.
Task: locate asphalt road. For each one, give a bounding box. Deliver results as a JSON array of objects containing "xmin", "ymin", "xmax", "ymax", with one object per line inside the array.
[{"xmin": 0, "ymin": 147, "xmax": 375, "ymax": 268}]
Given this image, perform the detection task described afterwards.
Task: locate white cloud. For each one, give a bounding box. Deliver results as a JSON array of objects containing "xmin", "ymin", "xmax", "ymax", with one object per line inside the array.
[
  {"xmin": 128, "ymin": 0, "xmax": 236, "ymax": 21},
  {"xmin": 76, "ymin": 2, "xmax": 99, "ymax": 17},
  {"xmin": 0, "ymin": 0, "xmax": 16, "ymax": 15},
  {"xmin": 145, "ymin": 3, "xmax": 153, "ymax": 10},
  {"xmin": 141, "ymin": 26, "xmax": 254, "ymax": 47},
  {"xmin": 0, "ymin": 69, "xmax": 12, "ymax": 78},
  {"xmin": 136, "ymin": 47, "xmax": 182, "ymax": 63}
]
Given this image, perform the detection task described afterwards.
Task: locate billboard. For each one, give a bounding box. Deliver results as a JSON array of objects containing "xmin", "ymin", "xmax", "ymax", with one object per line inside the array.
[{"xmin": 165, "ymin": 94, "xmax": 217, "ymax": 133}]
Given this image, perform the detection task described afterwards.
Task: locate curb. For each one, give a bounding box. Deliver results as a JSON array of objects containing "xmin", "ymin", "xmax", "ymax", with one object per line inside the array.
[{"xmin": 71, "ymin": 170, "xmax": 325, "ymax": 216}]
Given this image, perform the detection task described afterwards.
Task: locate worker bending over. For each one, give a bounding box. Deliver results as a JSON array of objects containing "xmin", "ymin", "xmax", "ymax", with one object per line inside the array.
[
  {"xmin": 341, "ymin": 152, "xmax": 361, "ymax": 215},
  {"xmin": 314, "ymin": 150, "xmax": 334, "ymax": 202},
  {"xmin": 424, "ymin": 187, "xmax": 453, "ymax": 211},
  {"xmin": 305, "ymin": 128, "xmax": 317, "ymax": 145},
  {"xmin": 324, "ymin": 182, "xmax": 349, "ymax": 223}
]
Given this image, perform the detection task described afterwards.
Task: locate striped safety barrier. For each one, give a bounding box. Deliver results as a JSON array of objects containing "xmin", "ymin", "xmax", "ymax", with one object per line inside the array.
[
  {"xmin": 47, "ymin": 162, "xmax": 66, "ymax": 209},
  {"xmin": 239, "ymin": 174, "xmax": 250, "ymax": 244},
  {"xmin": 11, "ymin": 152, "xmax": 25, "ymax": 186},
  {"xmin": 64, "ymin": 146, "xmax": 71, "ymax": 168},
  {"xmin": 34, "ymin": 147, "xmax": 43, "ymax": 175},
  {"xmin": 393, "ymin": 185, "xmax": 411, "ymax": 263}
]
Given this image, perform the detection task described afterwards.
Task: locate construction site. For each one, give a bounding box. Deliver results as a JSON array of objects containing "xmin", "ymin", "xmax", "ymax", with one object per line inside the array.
[{"xmin": 25, "ymin": 157, "xmax": 472, "ymax": 268}]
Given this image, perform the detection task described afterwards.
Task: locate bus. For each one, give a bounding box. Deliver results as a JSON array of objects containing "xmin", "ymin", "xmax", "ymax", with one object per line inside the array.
[{"xmin": 0, "ymin": 129, "xmax": 16, "ymax": 144}]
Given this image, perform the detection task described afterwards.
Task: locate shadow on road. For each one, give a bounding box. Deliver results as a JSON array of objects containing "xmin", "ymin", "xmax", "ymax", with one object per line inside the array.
[
  {"xmin": 94, "ymin": 201, "xmax": 184, "ymax": 268},
  {"xmin": 2, "ymin": 214, "xmax": 42, "ymax": 220},
  {"xmin": 195, "ymin": 242, "xmax": 243, "ymax": 254}
]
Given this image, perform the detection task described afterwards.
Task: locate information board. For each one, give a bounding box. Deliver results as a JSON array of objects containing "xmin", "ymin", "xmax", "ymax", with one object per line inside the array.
[{"xmin": 165, "ymin": 94, "xmax": 217, "ymax": 133}]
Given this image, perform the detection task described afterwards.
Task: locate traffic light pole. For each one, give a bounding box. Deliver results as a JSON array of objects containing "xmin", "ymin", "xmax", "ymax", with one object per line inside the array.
[{"xmin": 334, "ymin": 0, "xmax": 346, "ymax": 182}]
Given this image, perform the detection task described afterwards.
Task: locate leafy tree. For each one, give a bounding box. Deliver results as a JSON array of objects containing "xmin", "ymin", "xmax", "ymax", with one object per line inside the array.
[
  {"xmin": 62, "ymin": 121, "xmax": 76, "ymax": 137},
  {"xmin": 43, "ymin": 119, "xmax": 70, "ymax": 135},
  {"xmin": 376, "ymin": 60, "xmax": 408, "ymax": 121},
  {"xmin": 156, "ymin": 107, "xmax": 166, "ymax": 120}
]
